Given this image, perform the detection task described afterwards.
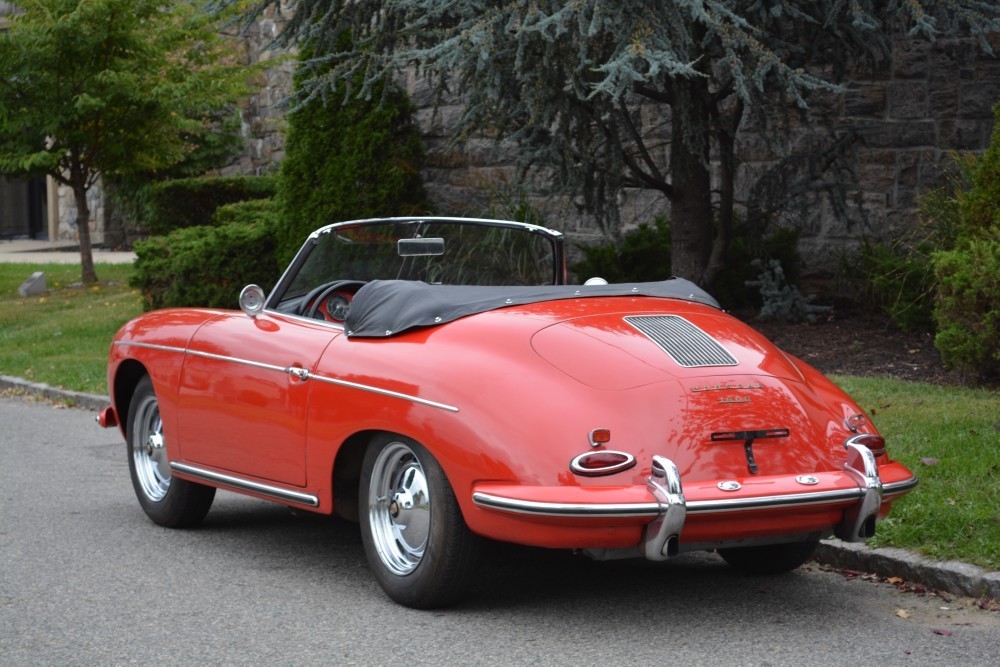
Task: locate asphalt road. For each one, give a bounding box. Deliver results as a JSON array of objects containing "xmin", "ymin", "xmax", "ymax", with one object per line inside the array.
[{"xmin": 2, "ymin": 396, "xmax": 998, "ymax": 666}]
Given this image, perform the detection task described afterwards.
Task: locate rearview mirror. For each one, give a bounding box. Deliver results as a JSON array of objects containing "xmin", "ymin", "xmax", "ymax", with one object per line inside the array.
[{"xmin": 398, "ymin": 238, "xmax": 445, "ymax": 257}]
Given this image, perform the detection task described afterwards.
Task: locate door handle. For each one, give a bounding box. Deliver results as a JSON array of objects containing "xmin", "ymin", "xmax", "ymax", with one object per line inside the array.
[{"xmin": 285, "ymin": 366, "xmax": 310, "ymax": 381}]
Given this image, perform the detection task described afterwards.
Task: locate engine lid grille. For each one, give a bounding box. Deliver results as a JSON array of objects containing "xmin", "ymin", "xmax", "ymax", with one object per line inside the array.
[{"xmin": 624, "ymin": 315, "xmax": 738, "ymax": 368}]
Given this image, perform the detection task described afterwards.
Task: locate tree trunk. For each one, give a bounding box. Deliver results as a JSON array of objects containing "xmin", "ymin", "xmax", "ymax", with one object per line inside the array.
[
  {"xmin": 704, "ymin": 100, "xmax": 744, "ymax": 288},
  {"xmin": 71, "ymin": 180, "xmax": 99, "ymax": 285},
  {"xmin": 669, "ymin": 75, "xmax": 714, "ymax": 285}
]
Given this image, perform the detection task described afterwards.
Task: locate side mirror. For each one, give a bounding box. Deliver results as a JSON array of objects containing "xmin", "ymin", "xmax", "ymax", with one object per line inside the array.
[{"xmin": 239, "ymin": 284, "xmax": 266, "ymax": 318}]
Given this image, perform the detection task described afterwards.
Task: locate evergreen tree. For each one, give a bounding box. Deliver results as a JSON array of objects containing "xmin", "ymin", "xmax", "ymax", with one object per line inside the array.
[
  {"xmin": 229, "ymin": 1, "xmax": 999, "ymax": 285},
  {"xmin": 276, "ymin": 55, "xmax": 427, "ymax": 264}
]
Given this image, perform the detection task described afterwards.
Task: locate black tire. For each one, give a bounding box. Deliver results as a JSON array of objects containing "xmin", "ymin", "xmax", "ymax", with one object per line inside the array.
[
  {"xmin": 126, "ymin": 375, "xmax": 215, "ymax": 528},
  {"xmin": 359, "ymin": 433, "xmax": 481, "ymax": 608},
  {"xmin": 718, "ymin": 539, "xmax": 819, "ymax": 575}
]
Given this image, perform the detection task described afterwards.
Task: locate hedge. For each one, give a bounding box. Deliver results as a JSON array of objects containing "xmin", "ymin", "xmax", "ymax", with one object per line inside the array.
[{"xmin": 144, "ymin": 175, "xmax": 277, "ymax": 235}]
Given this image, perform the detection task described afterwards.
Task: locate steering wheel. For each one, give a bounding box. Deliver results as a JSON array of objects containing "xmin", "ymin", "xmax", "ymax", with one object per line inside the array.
[{"xmin": 298, "ymin": 280, "xmax": 367, "ymax": 321}]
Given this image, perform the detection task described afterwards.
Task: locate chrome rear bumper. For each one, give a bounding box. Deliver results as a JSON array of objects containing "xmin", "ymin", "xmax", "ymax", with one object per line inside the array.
[{"xmin": 471, "ymin": 443, "xmax": 918, "ymax": 561}]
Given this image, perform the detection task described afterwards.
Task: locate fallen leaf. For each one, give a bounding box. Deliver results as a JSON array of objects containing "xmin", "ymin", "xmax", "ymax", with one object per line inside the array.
[
  {"xmin": 939, "ymin": 591, "xmax": 953, "ymax": 603},
  {"xmin": 946, "ymin": 498, "xmax": 957, "ymax": 506},
  {"xmin": 932, "ymin": 629, "xmax": 953, "ymax": 636},
  {"xmin": 920, "ymin": 457, "xmax": 939, "ymax": 466},
  {"xmin": 887, "ymin": 577, "xmax": 904, "ymax": 584},
  {"xmin": 896, "ymin": 609, "xmax": 912, "ymax": 618}
]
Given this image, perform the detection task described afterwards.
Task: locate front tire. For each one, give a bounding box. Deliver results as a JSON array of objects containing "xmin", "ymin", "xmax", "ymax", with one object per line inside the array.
[
  {"xmin": 359, "ymin": 434, "xmax": 480, "ymax": 608},
  {"xmin": 126, "ymin": 375, "xmax": 215, "ymax": 527},
  {"xmin": 718, "ymin": 539, "xmax": 819, "ymax": 575}
]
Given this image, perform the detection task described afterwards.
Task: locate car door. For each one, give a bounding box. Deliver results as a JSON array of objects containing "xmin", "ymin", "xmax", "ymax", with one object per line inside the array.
[{"xmin": 175, "ymin": 312, "xmax": 339, "ymax": 486}]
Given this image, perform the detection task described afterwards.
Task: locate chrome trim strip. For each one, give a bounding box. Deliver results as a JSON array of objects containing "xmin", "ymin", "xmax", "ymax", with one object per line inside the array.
[
  {"xmin": 170, "ymin": 462, "xmax": 319, "ymax": 507},
  {"xmin": 186, "ymin": 348, "xmax": 288, "ymax": 373},
  {"xmin": 117, "ymin": 341, "xmax": 458, "ymax": 412},
  {"xmin": 114, "ymin": 341, "xmax": 184, "ymax": 353},
  {"xmin": 882, "ymin": 476, "xmax": 919, "ymax": 497},
  {"xmin": 308, "ymin": 374, "xmax": 459, "ymax": 413},
  {"xmin": 471, "ymin": 486, "xmax": 865, "ymax": 519},
  {"xmin": 687, "ymin": 488, "xmax": 864, "ymax": 513},
  {"xmin": 472, "ymin": 492, "xmax": 661, "ymax": 518}
]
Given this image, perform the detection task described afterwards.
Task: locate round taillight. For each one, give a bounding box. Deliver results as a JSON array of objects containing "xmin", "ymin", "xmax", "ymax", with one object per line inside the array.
[
  {"xmin": 570, "ymin": 450, "xmax": 637, "ymax": 476},
  {"xmin": 846, "ymin": 433, "xmax": 886, "ymax": 457}
]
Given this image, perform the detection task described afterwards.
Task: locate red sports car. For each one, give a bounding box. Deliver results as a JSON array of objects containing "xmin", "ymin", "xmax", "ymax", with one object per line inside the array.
[{"xmin": 101, "ymin": 217, "xmax": 917, "ymax": 608}]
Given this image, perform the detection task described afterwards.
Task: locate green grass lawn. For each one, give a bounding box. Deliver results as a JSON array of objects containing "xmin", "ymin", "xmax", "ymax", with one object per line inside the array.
[
  {"xmin": 832, "ymin": 376, "xmax": 999, "ymax": 570},
  {"xmin": 0, "ymin": 263, "xmax": 142, "ymax": 395},
  {"xmin": 1, "ymin": 262, "xmax": 997, "ymax": 569}
]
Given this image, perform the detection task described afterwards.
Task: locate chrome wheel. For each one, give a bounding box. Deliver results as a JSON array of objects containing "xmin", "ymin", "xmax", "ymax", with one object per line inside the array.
[
  {"xmin": 131, "ymin": 392, "xmax": 170, "ymax": 502},
  {"xmin": 126, "ymin": 375, "xmax": 214, "ymax": 527},
  {"xmin": 367, "ymin": 441, "xmax": 430, "ymax": 576}
]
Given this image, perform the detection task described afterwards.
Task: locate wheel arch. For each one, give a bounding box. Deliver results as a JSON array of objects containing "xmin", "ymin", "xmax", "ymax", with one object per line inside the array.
[
  {"xmin": 112, "ymin": 359, "xmax": 149, "ymax": 438},
  {"xmin": 331, "ymin": 429, "xmax": 383, "ymax": 522},
  {"xmin": 330, "ymin": 427, "xmax": 475, "ymax": 524}
]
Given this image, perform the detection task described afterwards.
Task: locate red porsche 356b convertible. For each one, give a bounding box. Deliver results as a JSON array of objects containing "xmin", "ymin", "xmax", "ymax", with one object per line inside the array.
[{"xmin": 100, "ymin": 216, "xmax": 917, "ymax": 608}]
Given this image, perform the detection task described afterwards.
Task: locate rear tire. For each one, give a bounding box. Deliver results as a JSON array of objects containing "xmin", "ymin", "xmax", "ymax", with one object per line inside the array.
[
  {"xmin": 718, "ymin": 539, "xmax": 819, "ymax": 575},
  {"xmin": 126, "ymin": 375, "xmax": 215, "ymax": 528},
  {"xmin": 359, "ymin": 434, "xmax": 480, "ymax": 608}
]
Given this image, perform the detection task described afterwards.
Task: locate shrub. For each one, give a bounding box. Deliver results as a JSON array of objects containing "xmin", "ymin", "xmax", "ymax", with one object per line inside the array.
[
  {"xmin": 570, "ymin": 217, "xmax": 672, "ymax": 284},
  {"xmin": 746, "ymin": 259, "xmax": 831, "ymax": 323},
  {"xmin": 927, "ymin": 103, "xmax": 1000, "ymax": 383},
  {"xmin": 854, "ymin": 237, "xmax": 937, "ymax": 331},
  {"xmin": 213, "ymin": 198, "xmax": 278, "ymax": 227},
  {"xmin": 131, "ymin": 214, "xmax": 280, "ymax": 310},
  {"xmin": 144, "ymin": 175, "xmax": 277, "ymax": 235},
  {"xmin": 570, "ymin": 218, "xmax": 802, "ymax": 312},
  {"xmin": 712, "ymin": 226, "xmax": 802, "ymax": 310},
  {"xmin": 276, "ymin": 57, "xmax": 427, "ymax": 265},
  {"xmin": 932, "ymin": 232, "xmax": 1000, "ymax": 382},
  {"xmin": 851, "ymin": 152, "xmax": 976, "ymax": 332}
]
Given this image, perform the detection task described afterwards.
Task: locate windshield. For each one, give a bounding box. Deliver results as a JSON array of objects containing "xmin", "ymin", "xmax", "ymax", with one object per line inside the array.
[{"xmin": 279, "ymin": 218, "xmax": 561, "ymax": 302}]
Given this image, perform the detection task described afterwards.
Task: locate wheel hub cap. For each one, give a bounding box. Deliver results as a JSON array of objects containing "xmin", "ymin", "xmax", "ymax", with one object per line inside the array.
[{"xmin": 368, "ymin": 443, "xmax": 431, "ymax": 576}]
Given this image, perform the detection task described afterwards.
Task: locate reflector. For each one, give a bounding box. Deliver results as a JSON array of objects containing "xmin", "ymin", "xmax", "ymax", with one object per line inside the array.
[{"xmin": 589, "ymin": 428, "xmax": 611, "ymax": 446}]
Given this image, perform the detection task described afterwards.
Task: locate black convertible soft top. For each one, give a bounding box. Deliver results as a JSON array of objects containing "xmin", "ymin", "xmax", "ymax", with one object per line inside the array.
[{"xmin": 345, "ymin": 278, "xmax": 719, "ymax": 338}]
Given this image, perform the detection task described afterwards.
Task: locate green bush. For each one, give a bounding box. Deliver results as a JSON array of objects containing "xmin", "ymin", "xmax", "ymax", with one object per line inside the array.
[
  {"xmin": 131, "ymin": 214, "xmax": 280, "ymax": 311},
  {"xmin": 276, "ymin": 57, "xmax": 427, "ymax": 265},
  {"xmin": 144, "ymin": 175, "xmax": 277, "ymax": 235},
  {"xmin": 570, "ymin": 218, "xmax": 802, "ymax": 311},
  {"xmin": 712, "ymin": 226, "xmax": 801, "ymax": 310},
  {"xmin": 851, "ymin": 152, "xmax": 976, "ymax": 331},
  {"xmin": 855, "ymin": 237, "xmax": 937, "ymax": 331},
  {"xmin": 213, "ymin": 197, "xmax": 278, "ymax": 227},
  {"xmin": 930, "ymin": 103, "xmax": 1000, "ymax": 383},
  {"xmin": 932, "ymin": 232, "xmax": 1000, "ymax": 382},
  {"xmin": 570, "ymin": 217, "xmax": 672, "ymax": 284}
]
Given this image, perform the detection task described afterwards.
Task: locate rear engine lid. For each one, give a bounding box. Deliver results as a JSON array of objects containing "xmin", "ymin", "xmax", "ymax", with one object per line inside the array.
[{"xmin": 531, "ymin": 311, "xmax": 803, "ymax": 390}]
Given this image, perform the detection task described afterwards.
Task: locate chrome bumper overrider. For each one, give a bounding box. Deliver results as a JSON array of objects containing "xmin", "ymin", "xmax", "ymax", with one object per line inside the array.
[{"xmin": 471, "ymin": 443, "xmax": 918, "ymax": 560}]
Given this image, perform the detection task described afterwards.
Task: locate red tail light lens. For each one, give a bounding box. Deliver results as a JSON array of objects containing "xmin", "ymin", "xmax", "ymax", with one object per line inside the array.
[
  {"xmin": 845, "ymin": 433, "xmax": 886, "ymax": 457},
  {"xmin": 589, "ymin": 428, "xmax": 612, "ymax": 446},
  {"xmin": 570, "ymin": 450, "xmax": 636, "ymax": 476}
]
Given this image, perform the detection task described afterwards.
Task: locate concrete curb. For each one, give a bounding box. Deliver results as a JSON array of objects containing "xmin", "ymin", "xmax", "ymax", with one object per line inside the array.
[
  {"xmin": 0, "ymin": 375, "xmax": 109, "ymax": 412},
  {"xmin": 2, "ymin": 374, "xmax": 997, "ymax": 601},
  {"xmin": 815, "ymin": 539, "xmax": 1000, "ymax": 600}
]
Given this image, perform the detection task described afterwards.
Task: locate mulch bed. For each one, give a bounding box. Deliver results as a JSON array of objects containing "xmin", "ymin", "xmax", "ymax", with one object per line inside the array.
[{"xmin": 739, "ymin": 310, "xmax": 961, "ymax": 385}]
